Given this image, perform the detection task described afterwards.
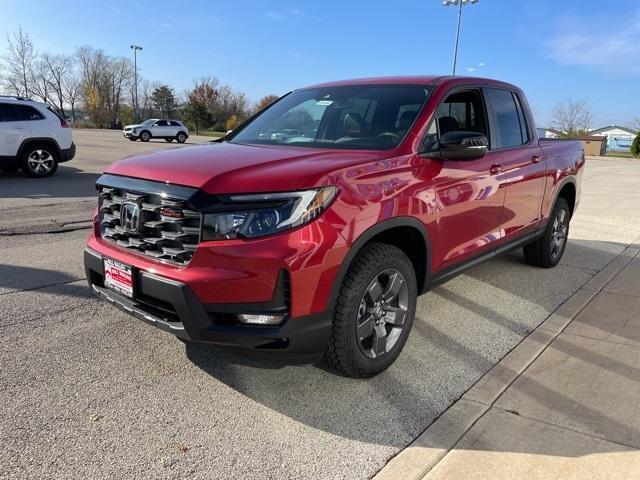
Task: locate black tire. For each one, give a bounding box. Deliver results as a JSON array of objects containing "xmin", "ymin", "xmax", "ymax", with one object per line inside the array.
[
  {"xmin": 176, "ymin": 132, "xmax": 187, "ymax": 143},
  {"xmin": 523, "ymin": 197, "xmax": 570, "ymax": 268},
  {"xmin": 140, "ymin": 130, "xmax": 151, "ymax": 142},
  {"xmin": 323, "ymin": 242, "xmax": 417, "ymax": 378},
  {"xmin": 165, "ymin": 138, "xmax": 174, "ymax": 142},
  {"xmin": 21, "ymin": 143, "xmax": 59, "ymax": 178}
]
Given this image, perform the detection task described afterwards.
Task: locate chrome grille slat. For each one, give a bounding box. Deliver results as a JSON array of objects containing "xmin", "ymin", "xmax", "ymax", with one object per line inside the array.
[{"xmin": 98, "ymin": 183, "xmax": 201, "ymax": 265}]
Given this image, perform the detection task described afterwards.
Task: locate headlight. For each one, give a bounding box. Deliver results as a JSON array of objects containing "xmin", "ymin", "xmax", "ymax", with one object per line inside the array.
[{"xmin": 202, "ymin": 186, "xmax": 337, "ymax": 241}]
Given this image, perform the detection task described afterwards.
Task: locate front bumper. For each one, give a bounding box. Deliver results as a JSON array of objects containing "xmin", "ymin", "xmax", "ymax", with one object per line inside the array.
[
  {"xmin": 61, "ymin": 142, "xmax": 76, "ymax": 162},
  {"xmin": 84, "ymin": 247, "xmax": 332, "ymax": 363},
  {"xmin": 123, "ymin": 131, "xmax": 138, "ymax": 139}
]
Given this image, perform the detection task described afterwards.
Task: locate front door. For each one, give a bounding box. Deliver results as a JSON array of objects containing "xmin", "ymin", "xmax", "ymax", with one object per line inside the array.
[{"xmin": 422, "ymin": 88, "xmax": 507, "ymax": 271}]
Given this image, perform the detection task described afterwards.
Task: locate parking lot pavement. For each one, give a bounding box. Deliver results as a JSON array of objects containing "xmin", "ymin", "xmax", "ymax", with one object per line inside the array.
[{"xmin": 1, "ymin": 131, "xmax": 639, "ymax": 479}]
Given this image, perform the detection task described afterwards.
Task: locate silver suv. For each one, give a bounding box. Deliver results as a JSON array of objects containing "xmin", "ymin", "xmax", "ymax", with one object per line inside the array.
[{"xmin": 123, "ymin": 119, "xmax": 189, "ymax": 143}]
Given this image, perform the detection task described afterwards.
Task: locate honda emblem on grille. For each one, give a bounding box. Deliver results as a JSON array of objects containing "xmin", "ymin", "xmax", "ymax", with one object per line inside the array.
[{"xmin": 120, "ymin": 202, "xmax": 141, "ymax": 233}]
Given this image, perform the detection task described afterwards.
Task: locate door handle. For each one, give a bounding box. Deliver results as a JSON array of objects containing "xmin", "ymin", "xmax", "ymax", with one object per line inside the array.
[
  {"xmin": 531, "ymin": 156, "xmax": 541, "ymax": 164},
  {"xmin": 489, "ymin": 164, "xmax": 502, "ymax": 175}
]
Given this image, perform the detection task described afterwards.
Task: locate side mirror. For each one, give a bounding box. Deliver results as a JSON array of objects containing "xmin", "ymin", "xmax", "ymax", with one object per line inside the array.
[{"xmin": 429, "ymin": 131, "xmax": 488, "ymax": 161}]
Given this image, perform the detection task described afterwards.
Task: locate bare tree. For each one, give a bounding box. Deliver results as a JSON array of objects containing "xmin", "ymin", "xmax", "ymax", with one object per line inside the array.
[
  {"xmin": 552, "ymin": 100, "xmax": 592, "ymax": 138},
  {"xmin": 63, "ymin": 67, "xmax": 81, "ymax": 124},
  {"xmin": 2, "ymin": 27, "xmax": 36, "ymax": 97},
  {"xmin": 42, "ymin": 53, "xmax": 72, "ymax": 115},
  {"xmin": 631, "ymin": 116, "xmax": 640, "ymax": 132}
]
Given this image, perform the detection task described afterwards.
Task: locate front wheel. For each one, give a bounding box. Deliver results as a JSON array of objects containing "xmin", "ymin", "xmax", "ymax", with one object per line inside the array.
[
  {"xmin": 523, "ymin": 197, "xmax": 570, "ymax": 268},
  {"xmin": 323, "ymin": 242, "xmax": 417, "ymax": 378},
  {"xmin": 140, "ymin": 131, "xmax": 151, "ymax": 142}
]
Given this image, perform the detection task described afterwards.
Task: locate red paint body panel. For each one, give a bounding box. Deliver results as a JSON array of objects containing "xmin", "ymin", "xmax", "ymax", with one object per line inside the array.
[{"xmin": 88, "ymin": 76, "xmax": 584, "ymax": 322}]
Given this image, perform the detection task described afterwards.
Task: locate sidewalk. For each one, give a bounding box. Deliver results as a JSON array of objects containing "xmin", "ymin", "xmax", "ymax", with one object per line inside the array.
[{"xmin": 375, "ymin": 244, "xmax": 640, "ymax": 480}]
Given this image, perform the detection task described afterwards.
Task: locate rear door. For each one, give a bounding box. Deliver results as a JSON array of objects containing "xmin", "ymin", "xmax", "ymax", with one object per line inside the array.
[
  {"xmin": 0, "ymin": 103, "xmax": 33, "ymax": 157},
  {"xmin": 423, "ymin": 88, "xmax": 507, "ymax": 271},
  {"xmin": 483, "ymin": 88, "xmax": 546, "ymax": 241}
]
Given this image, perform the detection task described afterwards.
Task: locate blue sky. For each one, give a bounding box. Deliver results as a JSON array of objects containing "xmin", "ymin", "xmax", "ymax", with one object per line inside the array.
[{"xmin": 1, "ymin": 0, "xmax": 639, "ymax": 127}]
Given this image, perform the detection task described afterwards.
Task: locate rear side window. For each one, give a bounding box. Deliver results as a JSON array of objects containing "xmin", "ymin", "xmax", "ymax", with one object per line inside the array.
[
  {"xmin": 485, "ymin": 88, "xmax": 526, "ymax": 149},
  {"xmin": 170, "ymin": 121, "xmax": 182, "ymax": 127},
  {"xmin": 0, "ymin": 103, "xmax": 44, "ymax": 122}
]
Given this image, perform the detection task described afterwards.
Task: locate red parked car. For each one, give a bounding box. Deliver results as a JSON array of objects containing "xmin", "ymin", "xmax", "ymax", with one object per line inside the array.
[{"xmin": 85, "ymin": 76, "xmax": 584, "ymax": 377}]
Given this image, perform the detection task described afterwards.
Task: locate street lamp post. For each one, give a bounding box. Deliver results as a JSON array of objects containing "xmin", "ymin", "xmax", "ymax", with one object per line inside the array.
[
  {"xmin": 130, "ymin": 44, "xmax": 143, "ymax": 120},
  {"xmin": 442, "ymin": 0, "xmax": 478, "ymax": 76}
]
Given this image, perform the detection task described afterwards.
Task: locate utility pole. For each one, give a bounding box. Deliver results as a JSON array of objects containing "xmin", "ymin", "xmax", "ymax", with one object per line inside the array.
[
  {"xmin": 130, "ymin": 44, "xmax": 143, "ymax": 120},
  {"xmin": 442, "ymin": 0, "xmax": 479, "ymax": 75}
]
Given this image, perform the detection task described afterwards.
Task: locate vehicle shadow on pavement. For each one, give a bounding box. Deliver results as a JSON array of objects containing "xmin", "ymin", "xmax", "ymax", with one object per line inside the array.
[
  {"xmin": 0, "ymin": 166, "xmax": 100, "ymax": 199},
  {"xmin": 183, "ymin": 238, "xmax": 640, "ymax": 452},
  {"xmin": 0, "ymin": 264, "xmax": 88, "ymax": 297}
]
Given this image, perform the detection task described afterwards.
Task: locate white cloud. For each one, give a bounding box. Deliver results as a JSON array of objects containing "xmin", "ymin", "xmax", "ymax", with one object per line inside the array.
[
  {"xmin": 265, "ymin": 11, "xmax": 286, "ymax": 21},
  {"xmin": 544, "ymin": 9, "xmax": 640, "ymax": 75},
  {"xmin": 466, "ymin": 67, "xmax": 477, "ymax": 73}
]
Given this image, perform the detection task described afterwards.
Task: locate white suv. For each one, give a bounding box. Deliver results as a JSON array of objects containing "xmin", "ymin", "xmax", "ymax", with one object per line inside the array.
[
  {"xmin": 0, "ymin": 96, "xmax": 76, "ymax": 178},
  {"xmin": 123, "ymin": 119, "xmax": 189, "ymax": 143}
]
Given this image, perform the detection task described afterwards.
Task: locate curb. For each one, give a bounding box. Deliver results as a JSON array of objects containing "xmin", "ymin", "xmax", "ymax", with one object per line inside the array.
[{"xmin": 373, "ymin": 242, "xmax": 640, "ymax": 480}]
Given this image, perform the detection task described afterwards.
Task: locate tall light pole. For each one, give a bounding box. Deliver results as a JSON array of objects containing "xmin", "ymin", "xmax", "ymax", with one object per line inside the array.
[
  {"xmin": 130, "ymin": 44, "xmax": 143, "ymax": 120},
  {"xmin": 442, "ymin": 0, "xmax": 478, "ymax": 76}
]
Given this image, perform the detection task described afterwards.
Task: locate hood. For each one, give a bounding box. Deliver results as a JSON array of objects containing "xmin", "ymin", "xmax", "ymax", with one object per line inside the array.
[
  {"xmin": 105, "ymin": 141, "xmax": 385, "ymax": 193},
  {"xmin": 123, "ymin": 124, "xmax": 144, "ymax": 129}
]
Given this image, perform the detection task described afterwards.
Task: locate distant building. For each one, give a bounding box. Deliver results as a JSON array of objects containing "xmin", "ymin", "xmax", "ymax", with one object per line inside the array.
[
  {"xmin": 536, "ymin": 127, "xmax": 562, "ymax": 139},
  {"xmin": 590, "ymin": 125, "xmax": 638, "ymax": 153},
  {"xmin": 577, "ymin": 136, "xmax": 608, "ymax": 156}
]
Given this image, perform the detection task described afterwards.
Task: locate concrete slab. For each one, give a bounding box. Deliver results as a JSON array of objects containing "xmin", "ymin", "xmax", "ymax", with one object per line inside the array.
[
  {"xmin": 463, "ymin": 329, "xmax": 555, "ymax": 406},
  {"xmin": 496, "ymin": 333, "xmax": 640, "ymax": 449},
  {"xmin": 604, "ymin": 256, "xmax": 640, "ymax": 297},
  {"xmin": 375, "ymin": 400, "xmax": 489, "ymax": 480},
  {"xmin": 424, "ymin": 408, "xmax": 639, "ymax": 480},
  {"xmin": 565, "ymin": 291, "xmax": 640, "ymax": 346},
  {"xmin": 581, "ymin": 247, "xmax": 639, "ymax": 293},
  {"xmin": 537, "ymin": 289, "xmax": 597, "ymax": 334}
]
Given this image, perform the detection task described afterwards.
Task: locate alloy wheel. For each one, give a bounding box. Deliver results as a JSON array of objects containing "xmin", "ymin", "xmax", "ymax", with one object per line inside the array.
[
  {"xmin": 356, "ymin": 268, "xmax": 409, "ymax": 359},
  {"xmin": 550, "ymin": 208, "xmax": 568, "ymax": 260},
  {"xmin": 27, "ymin": 149, "xmax": 55, "ymax": 175}
]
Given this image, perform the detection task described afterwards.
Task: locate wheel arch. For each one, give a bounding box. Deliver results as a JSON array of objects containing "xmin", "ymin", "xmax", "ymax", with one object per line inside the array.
[
  {"xmin": 327, "ymin": 217, "xmax": 432, "ymax": 313},
  {"xmin": 17, "ymin": 137, "xmax": 62, "ymax": 160}
]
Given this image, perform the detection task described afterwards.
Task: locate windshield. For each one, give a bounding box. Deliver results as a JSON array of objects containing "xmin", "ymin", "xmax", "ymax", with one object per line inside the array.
[
  {"xmin": 141, "ymin": 119, "xmax": 157, "ymax": 126},
  {"xmin": 228, "ymin": 84, "xmax": 432, "ymax": 150}
]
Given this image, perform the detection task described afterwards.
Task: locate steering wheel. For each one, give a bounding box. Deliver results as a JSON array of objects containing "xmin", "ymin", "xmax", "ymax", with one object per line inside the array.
[{"xmin": 376, "ymin": 132, "xmax": 402, "ymax": 140}]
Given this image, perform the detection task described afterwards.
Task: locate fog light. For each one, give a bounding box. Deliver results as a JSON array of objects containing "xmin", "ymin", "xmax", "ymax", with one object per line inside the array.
[{"xmin": 237, "ymin": 314, "xmax": 285, "ymax": 325}]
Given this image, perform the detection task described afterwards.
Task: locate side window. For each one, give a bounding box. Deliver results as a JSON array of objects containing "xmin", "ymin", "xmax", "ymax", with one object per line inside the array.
[
  {"xmin": 485, "ymin": 88, "xmax": 525, "ymax": 149},
  {"xmin": 421, "ymin": 89, "xmax": 487, "ymax": 152},
  {"xmin": 16, "ymin": 105, "xmax": 44, "ymax": 121},
  {"xmin": 0, "ymin": 103, "xmax": 10, "ymax": 122},
  {"xmin": 170, "ymin": 121, "xmax": 181, "ymax": 127},
  {"xmin": 513, "ymin": 93, "xmax": 531, "ymax": 144},
  {"xmin": 155, "ymin": 120, "xmax": 168, "ymax": 127}
]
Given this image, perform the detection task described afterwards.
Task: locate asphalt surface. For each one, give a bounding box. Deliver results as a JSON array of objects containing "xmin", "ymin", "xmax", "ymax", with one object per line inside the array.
[{"xmin": 1, "ymin": 131, "xmax": 639, "ymax": 479}]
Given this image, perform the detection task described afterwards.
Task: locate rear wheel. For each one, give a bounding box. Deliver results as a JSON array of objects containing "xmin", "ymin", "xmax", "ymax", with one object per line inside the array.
[
  {"xmin": 21, "ymin": 143, "xmax": 59, "ymax": 178},
  {"xmin": 176, "ymin": 132, "xmax": 187, "ymax": 143},
  {"xmin": 140, "ymin": 131, "xmax": 151, "ymax": 142},
  {"xmin": 323, "ymin": 242, "xmax": 417, "ymax": 378},
  {"xmin": 523, "ymin": 197, "xmax": 570, "ymax": 268}
]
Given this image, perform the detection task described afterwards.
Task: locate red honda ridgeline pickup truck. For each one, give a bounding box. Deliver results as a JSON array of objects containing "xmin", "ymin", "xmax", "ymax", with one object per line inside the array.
[{"xmin": 85, "ymin": 76, "xmax": 584, "ymax": 377}]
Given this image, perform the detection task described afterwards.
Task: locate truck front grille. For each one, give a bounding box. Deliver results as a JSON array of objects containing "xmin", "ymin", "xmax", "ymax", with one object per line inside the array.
[{"xmin": 97, "ymin": 176, "xmax": 203, "ymax": 265}]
